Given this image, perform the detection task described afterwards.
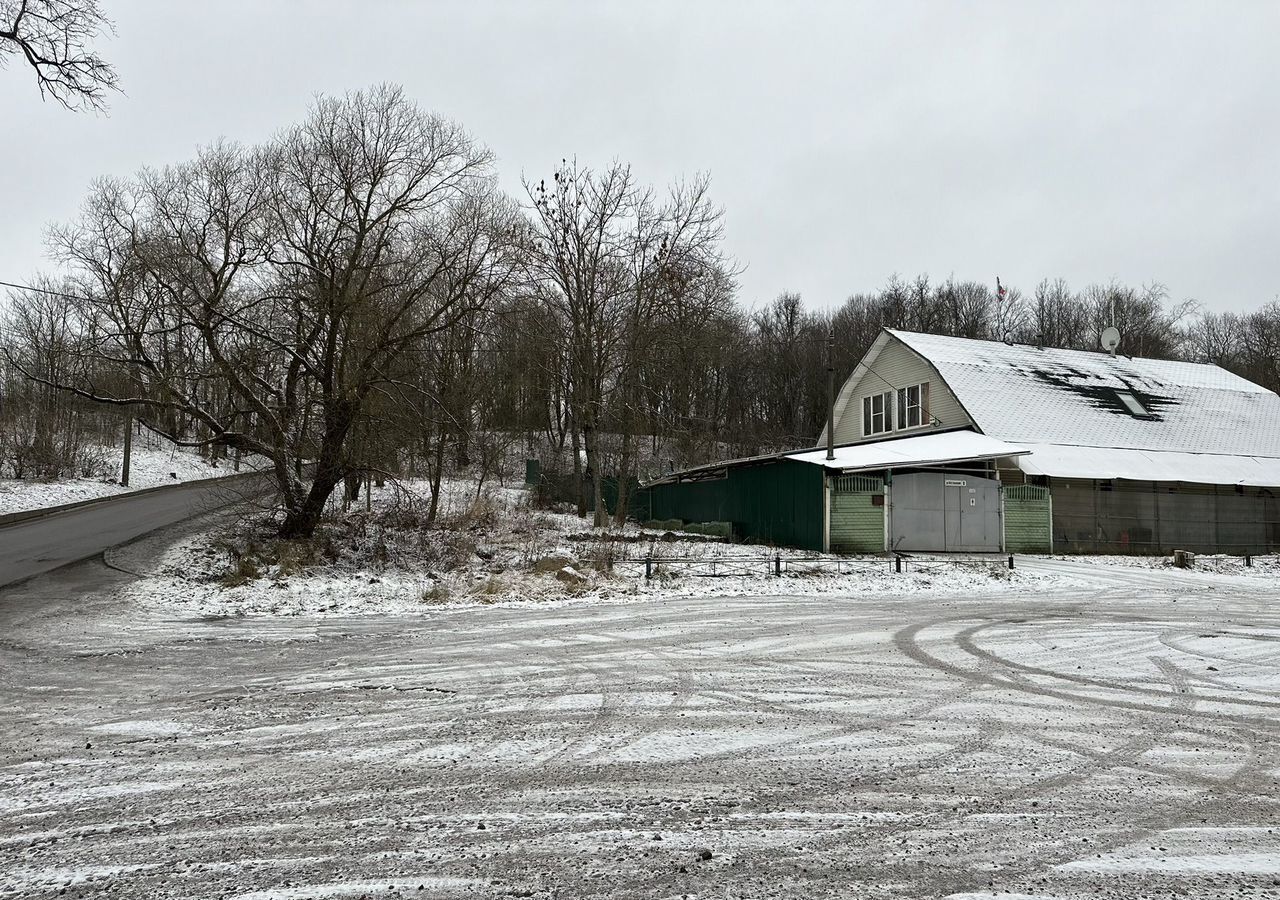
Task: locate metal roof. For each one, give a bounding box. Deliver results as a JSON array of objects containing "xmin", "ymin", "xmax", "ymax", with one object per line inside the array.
[
  {"xmin": 1017, "ymin": 443, "xmax": 1280, "ymax": 487},
  {"xmin": 887, "ymin": 329, "xmax": 1280, "ymax": 458},
  {"xmin": 644, "ymin": 428, "xmax": 1028, "ymax": 486},
  {"xmin": 785, "ymin": 429, "xmax": 1029, "ymax": 472}
]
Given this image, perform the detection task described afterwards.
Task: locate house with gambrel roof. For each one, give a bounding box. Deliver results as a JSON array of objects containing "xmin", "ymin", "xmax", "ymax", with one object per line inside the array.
[{"xmin": 638, "ymin": 329, "xmax": 1280, "ymax": 554}]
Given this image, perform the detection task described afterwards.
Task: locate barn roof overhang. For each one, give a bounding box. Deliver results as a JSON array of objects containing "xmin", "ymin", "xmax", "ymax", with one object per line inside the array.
[
  {"xmin": 643, "ymin": 428, "xmax": 1030, "ymax": 487},
  {"xmin": 785, "ymin": 429, "xmax": 1030, "ymax": 473},
  {"xmin": 1017, "ymin": 443, "xmax": 1280, "ymax": 487}
]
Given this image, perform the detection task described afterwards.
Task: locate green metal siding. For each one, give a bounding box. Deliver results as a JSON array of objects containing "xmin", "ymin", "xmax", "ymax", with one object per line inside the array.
[
  {"xmin": 1003, "ymin": 484, "xmax": 1052, "ymax": 552},
  {"xmin": 634, "ymin": 459, "xmax": 825, "ymax": 551},
  {"xmin": 829, "ymin": 474, "xmax": 885, "ymax": 553}
]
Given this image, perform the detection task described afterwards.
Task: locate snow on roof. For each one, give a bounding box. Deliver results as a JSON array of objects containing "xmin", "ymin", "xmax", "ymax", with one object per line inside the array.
[
  {"xmin": 888, "ymin": 329, "xmax": 1280, "ymax": 458},
  {"xmin": 786, "ymin": 429, "xmax": 1029, "ymax": 472},
  {"xmin": 1017, "ymin": 443, "xmax": 1280, "ymax": 487}
]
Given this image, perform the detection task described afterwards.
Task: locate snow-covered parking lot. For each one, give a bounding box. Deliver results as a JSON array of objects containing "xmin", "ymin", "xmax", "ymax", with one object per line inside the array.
[{"xmin": 2, "ymin": 556, "xmax": 1279, "ymax": 899}]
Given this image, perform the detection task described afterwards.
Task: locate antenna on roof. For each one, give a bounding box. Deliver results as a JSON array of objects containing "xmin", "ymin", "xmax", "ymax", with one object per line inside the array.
[{"xmin": 1101, "ymin": 326, "xmax": 1121, "ymax": 357}]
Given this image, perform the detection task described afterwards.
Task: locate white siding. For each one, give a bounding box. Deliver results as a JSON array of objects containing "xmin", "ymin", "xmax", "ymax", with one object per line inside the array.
[{"xmin": 832, "ymin": 340, "xmax": 974, "ymax": 444}]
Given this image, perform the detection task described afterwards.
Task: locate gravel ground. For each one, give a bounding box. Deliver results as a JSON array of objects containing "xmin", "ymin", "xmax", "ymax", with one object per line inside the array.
[{"xmin": 2, "ymin": 548, "xmax": 1279, "ymax": 899}]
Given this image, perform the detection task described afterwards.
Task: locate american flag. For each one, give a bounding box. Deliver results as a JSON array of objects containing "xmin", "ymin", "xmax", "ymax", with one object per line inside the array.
[{"xmin": 996, "ymin": 277, "xmax": 1007, "ymax": 302}]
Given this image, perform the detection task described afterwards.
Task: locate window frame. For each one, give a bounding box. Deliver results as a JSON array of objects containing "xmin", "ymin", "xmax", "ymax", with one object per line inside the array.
[
  {"xmin": 895, "ymin": 381, "xmax": 931, "ymax": 430},
  {"xmin": 862, "ymin": 390, "xmax": 894, "ymax": 436},
  {"xmin": 1114, "ymin": 390, "xmax": 1150, "ymax": 417}
]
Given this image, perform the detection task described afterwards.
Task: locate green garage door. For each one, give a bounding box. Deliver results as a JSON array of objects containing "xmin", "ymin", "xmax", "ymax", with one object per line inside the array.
[
  {"xmin": 830, "ymin": 474, "xmax": 885, "ymax": 553},
  {"xmin": 1003, "ymin": 484, "xmax": 1052, "ymax": 552}
]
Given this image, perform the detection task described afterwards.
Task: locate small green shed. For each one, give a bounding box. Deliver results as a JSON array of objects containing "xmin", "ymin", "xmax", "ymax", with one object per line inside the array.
[{"xmin": 635, "ymin": 456, "xmax": 826, "ymax": 551}]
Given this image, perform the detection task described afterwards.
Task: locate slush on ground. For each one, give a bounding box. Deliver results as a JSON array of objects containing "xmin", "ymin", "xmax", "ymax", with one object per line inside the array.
[{"xmin": 2, "ymin": 549, "xmax": 1278, "ymax": 899}]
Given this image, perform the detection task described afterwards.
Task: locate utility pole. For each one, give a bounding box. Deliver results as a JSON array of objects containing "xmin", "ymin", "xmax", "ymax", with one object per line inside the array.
[
  {"xmin": 121, "ymin": 414, "xmax": 133, "ymax": 486},
  {"xmin": 826, "ymin": 328, "xmax": 836, "ymax": 461}
]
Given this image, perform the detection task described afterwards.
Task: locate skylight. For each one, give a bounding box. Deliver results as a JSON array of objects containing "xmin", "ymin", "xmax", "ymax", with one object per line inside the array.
[{"xmin": 1115, "ymin": 391, "xmax": 1149, "ymax": 416}]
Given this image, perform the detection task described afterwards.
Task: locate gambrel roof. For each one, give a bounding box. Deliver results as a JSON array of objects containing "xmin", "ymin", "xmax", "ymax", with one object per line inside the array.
[{"xmin": 886, "ymin": 329, "xmax": 1280, "ymax": 459}]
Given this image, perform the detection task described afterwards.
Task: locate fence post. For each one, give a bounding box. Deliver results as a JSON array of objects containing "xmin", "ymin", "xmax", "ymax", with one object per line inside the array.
[
  {"xmin": 774, "ymin": 553, "xmax": 781, "ymax": 577},
  {"xmin": 645, "ymin": 555, "xmax": 652, "ymax": 582},
  {"xmin": 1245, "ymin": 553, "xmax": 1253, "ymax": 567},
  {"xmin": 1008, "ymin": 554, "xmax": 1015, "ymax": 570},
  {"xmin": 894, "ymin": 555, "xmax": 902, "ymax": 574}
]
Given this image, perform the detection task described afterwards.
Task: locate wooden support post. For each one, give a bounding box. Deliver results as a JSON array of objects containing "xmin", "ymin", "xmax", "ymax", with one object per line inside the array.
[{"xmin": 121, "ymin": 415, "xmax": 133, "ymax": 487}]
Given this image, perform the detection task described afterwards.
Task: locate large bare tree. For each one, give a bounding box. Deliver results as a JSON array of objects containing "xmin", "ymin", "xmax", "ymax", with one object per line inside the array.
[
  {"xmin": 523, "ymin": 161, "xmax": 633, "ymax": 523},
  {"xmin": 1, "ymin": 0, "xmax": 119, "ymax": 110},
  {"xmin": 523, "ymin": 161, "xmax": 730, "ymax": 525},
  {"xmin": 10, "ymin": 86, "xmax": 519, "ymax": 538}
]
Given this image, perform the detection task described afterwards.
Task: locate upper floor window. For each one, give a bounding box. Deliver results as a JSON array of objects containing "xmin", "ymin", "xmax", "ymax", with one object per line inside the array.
[
  {"xmin": 862, "ymin": 391, "xmax": 893, "ymax": 435},
  {"xmin": 897, "ymin": 382, "xmax": 931, "ymax": 429}
]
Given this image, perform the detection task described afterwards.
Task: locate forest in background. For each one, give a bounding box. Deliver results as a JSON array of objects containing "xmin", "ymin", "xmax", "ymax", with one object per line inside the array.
[{"xmin": 2, "ymin": 86, "xmax": 1278, "ymax": 537}]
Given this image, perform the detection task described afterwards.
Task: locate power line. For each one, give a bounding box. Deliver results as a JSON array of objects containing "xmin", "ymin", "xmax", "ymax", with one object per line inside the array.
[{"xmin": 0, "ymin": 279, "xmax": 94, "ymax": 303}]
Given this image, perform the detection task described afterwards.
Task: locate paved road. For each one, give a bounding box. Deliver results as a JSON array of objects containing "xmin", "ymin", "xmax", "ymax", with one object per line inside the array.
[{"xmin": 0, "ymin": 474, "xmax": 273, "ymax": 588}]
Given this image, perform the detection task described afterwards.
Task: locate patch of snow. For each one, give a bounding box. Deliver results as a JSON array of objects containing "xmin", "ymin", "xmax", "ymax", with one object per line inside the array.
[
  {"xmin": 0, "ymin": 432, "xmax": 266, "ymax": 515},
  {"xmin": 86, "ymin": 719, "xmax": 191, "ymax": 738},
  {"xmin": 1059, "ymin": 853, "xmax": 1280, "ymax": 875},
  {"xmin": 228, "ymin": 878, "xmax": 486, "ymax": 899},
  {"xmin": 1056, "ymin": 824, "xmax": 1280, "ymax": 876}
]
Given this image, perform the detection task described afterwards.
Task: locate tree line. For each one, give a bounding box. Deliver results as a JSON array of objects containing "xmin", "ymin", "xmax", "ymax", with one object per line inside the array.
[{"xmin": 2, "ymin": 85, "xmax": 1277, "ymax": 538}]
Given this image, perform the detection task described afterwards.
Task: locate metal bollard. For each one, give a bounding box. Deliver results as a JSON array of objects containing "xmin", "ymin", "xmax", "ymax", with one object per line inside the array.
[
  {"xmin": 1008, "ymin": 554, "xmax": 1015, "ymax": 570},
  {"xmin": 645, "ymin": 555, "xmax": 652, "ymax": 581},
  {"xmin": 894, "ymin": 555, "xmax": 902, "ymax": 574}
]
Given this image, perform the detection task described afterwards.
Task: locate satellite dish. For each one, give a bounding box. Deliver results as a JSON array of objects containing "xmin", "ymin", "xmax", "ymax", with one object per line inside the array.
[{"xmin": 1100, "ymin": 326, "xmax": 1121, "ymax": 353}]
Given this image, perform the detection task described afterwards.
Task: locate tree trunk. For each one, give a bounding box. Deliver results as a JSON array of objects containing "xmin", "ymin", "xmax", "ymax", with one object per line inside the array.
[
  {"xmin": 343, "ymin": 471, "xmax": 362, "ymax": 507},
  {"xmin": 278, "ymin": 404, "xmax": 355, "ymax": 539},
  {"xmin": 279, "ymin": 466, "xmax": 342, "ymax": 539},
  {"xmin": 614, "ymin": 425, "xmax": 634, "ymax": 528},
  {"xmin": 583, "ymin": 424, "xmax": 606, "ymax": 528},
  {"xmin": 427, "ymin": 429, "xmax": 447, "ymax": 525},
  {"xmin": 571, "ymin": 425, "xmax": 586, "ymax": 518}
]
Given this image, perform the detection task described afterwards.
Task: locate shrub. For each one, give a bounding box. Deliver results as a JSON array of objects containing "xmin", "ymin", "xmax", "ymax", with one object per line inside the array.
[
  {"xmin": 221, "ymin": 555, "xmax": 261, "ymax": 587},
  {"xmin": 422, "ymin": 583, "xmax": 451, "ymax": 604}
]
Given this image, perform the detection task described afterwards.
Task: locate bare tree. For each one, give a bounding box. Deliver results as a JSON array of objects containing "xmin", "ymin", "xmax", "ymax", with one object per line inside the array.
[
  {"xmin": 1183, "ymin": 309, "xmax": 1243, "ymax": 368},
  {"xmin": 610, "ymin": 174, "xmax": 732, "ymax": 524},
  {"xmin": 1, "ymin": 0, "xmax": 119, "ymax": 110},
  {"xmin": 523, "ymin": 161, "xmax": 634, "ymax": 525},
  {"xmin": 10, "ymin": 86, "xmax": 520, "ymax": 539}
]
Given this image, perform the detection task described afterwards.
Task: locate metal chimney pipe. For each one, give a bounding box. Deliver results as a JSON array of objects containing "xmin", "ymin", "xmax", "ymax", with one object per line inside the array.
[{"xmin": 826, "ymin": 329, "xmax": 836, "ymax": 461}]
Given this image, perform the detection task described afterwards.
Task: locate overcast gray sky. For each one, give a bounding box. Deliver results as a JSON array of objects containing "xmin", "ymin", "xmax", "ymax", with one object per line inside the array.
[{"xmin": 2, "ymin": 0, "xmax": 1278, "ymax": 314}]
